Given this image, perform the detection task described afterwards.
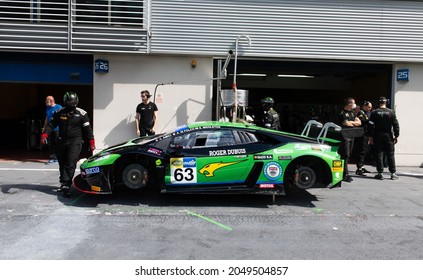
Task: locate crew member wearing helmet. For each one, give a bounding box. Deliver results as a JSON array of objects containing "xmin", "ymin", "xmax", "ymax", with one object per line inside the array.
[
  {"xmin": 261, "ymin": 97, "xmax": 280, "ymax": 130},
  {"xmin": 41, "ymin": 92, "xmax": 95, "ymax": 197}
]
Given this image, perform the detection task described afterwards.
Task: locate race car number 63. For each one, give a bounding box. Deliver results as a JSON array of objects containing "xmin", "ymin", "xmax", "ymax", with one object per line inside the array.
[
  {"xmin": 174, "ymin": 168, "xmax": 194, "ymax": 181},
  {"xmin": 171, "ymin": 167, "xmax": 198, "ymax": 184}
]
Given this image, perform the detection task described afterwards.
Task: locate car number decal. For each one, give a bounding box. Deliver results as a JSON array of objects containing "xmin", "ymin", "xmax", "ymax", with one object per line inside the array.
[{"xmin": 170, "ymin": 157, "xmax": 197, "ymax": 184}]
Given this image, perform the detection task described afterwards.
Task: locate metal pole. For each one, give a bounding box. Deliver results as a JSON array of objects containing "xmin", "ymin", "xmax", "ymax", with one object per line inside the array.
[
  {"xmin": 232, "ymin": 35, "xmax": 251, "ymax": 122},
  {"xmin": 216, "ymin": 59, "xmax": 222, "ymax": 121}
]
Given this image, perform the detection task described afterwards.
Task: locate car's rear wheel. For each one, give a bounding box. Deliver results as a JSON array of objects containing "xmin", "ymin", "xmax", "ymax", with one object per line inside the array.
[
  {"xmin": 122, "ymin": 163, "xmax": 148, "ymax": 189},
  {"xmin": 295, "ymin": 166, "xmax": 316, "ymax": 189}
]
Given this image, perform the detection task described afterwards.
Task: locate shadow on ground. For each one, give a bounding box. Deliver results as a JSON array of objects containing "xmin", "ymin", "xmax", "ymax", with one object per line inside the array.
[{"xmin": 0, "ymin": 183, "xmax": 318, "ymax": 209}]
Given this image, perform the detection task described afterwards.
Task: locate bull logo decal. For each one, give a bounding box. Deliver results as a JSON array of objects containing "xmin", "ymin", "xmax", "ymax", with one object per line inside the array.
[{"xmin": 199, "ymin": 160, "xmax": 247, "ymax": 177}]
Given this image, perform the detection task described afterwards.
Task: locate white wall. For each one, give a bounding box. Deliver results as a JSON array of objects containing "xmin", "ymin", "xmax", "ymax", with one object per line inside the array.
[
  {"xmin": 93, "ymin": 55, "xmax": 213, "ymax": 149},
  {"xmin": 393, "ymin": 64, "xmax": 423, "ymax": 167}
]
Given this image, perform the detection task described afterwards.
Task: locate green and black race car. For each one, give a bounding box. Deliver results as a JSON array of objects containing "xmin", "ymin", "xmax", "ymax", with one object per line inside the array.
[{"xmin": 73, "ymin": 121, "xmax": 344, "ymax": 196}]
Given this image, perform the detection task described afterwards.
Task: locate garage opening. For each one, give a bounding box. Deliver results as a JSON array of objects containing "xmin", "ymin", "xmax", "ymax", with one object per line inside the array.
[
  {"xmin": 213, "ymin": 59, "xmax": 392, "ymax": 134},
  {"xmin": 0, "ymin": 52, "xmax": 93, "ymax": 161}
]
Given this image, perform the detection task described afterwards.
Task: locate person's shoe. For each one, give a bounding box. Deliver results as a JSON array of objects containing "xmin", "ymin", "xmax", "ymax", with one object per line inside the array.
[
  {"xmin": 343, "ymin": 175, "xmax": 353, "ymax": 182},
  {"xmin": 361, "ymin": 168, "xmax": 371, "ymax": 174},
  {"xmin": 46, "ymin": 159, "xmax": 58, "ymax": 164},
  {"xmin": 355, "ymin": 169, "xmax": 367, "ymax": 176},
  {"xmin": 57, "ymin": 185, "xmax": 64, "ymax": 192},
  {"xmin": 391, "ymin": 173, "xmax": 399, "ymax": 180},
  {"xmin": 61, "ymin": 185, "xmax": 71, "ymax": 198},
  {"xmin": 374, "ymin": 173, "xmax": 384, "ymax": 180}
]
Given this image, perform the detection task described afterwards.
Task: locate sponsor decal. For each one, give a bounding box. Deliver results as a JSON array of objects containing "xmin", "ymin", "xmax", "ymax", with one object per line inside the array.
[
  {"xmin": 155, "ymin": 159, "xmax": 162, "ymax": 166},
  {"xmin": 147, "ymin": 147, "xmax": 163, "ymax": 156},
  {"xmin": 91, "ymin": 185, "xmax": 101, "ymax": 192},
  {"xmin": 183, "ymin": 158, "xmax": 196, "ymax": 168},
  {"xmin": 171, "ymin": 158, "xmax": 183, "ymax": 167},
  {"xmin": 311, "ymin": 146, "xmax": 322, "ymax": 151},
  {"xmin": 294, "ymin": 144, "xmax": 308, "ymax": 151},
  {"xmin": 273, "ymin": 148, "xmax": 293, "ymax": 154},
  {"xmin": 209, "ymin": 148, "xmax": 246, "ymax": 156},
  {"xmin": 278, "ymin": 156, "xmax": 292, "ymax": 160},
  {"xmin": 234, "ymin": 155, "xmax": 248, "ymax": 158},
  {"xmin": 85, "ymin": 167, "xmax": 100, "ymax": 175},
  {"xmin": 332, "ymin": 160, "xmax": 343, "ymax": 172},
  {"xmin": 174, "ymin": 125, "xmax": 189, "ymax": 133},
  {"xmin": 254, "ymin": 155, "xmax": 273, "ymax": 160},
  {"xmin": 199, "ymin": 159, "xmax": 247, "ymax": 177},
  {"xmin": 263, "ymin": 162, "xmax": 282, "ymax": 181},
  {"xmin": 259, "ymin": 183, "xmax": 275, "ymax": 189}
]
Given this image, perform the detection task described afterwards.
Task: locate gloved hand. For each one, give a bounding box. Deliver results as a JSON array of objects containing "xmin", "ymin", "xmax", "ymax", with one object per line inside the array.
[
  {"xmin": 40, "ymin": 133, "xmax": 49, "ymax": 145},
  {"xmin": 393, "ymin": 137, "xmax": 398, "ymax": 144},
  {"xmin": 88, "ymin": 139, "xmax": 96, "ymax": 152}
]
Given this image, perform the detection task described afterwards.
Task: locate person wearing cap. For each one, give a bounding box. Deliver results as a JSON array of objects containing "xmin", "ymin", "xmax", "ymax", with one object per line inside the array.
[
  {"xmin": 260, "ymin": 97, "xmax": 280, "ymax": 130},
  {"xmin": 338, "ymin": 97, "xmax": 361, "ymax": 183},
  {"xmin": 135, "ymin": 90, "xmax": 158, "ymax": 137},
  {"xmin": 368, "ymin": 96, "xmax": 400, "ymax": 180},
  {"xmin": 41, "ymin": 92, "xmax": 95, "ymax": 197}
]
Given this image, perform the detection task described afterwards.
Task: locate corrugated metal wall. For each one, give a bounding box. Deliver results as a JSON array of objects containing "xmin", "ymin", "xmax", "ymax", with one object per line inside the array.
[
  {"xmin": 0, "ymin": 0, "xmax": 148, "ymax": 52},
  {"xmin": 150, "ymin": 0, "xmax": 423, "ymax": 62}
]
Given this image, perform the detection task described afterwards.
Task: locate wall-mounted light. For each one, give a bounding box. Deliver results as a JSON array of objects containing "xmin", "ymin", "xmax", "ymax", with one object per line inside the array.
[
  {"xmin": 229, "ymin": 73, "xmax": 267, "ymax": 77},
  {"xmin": 191, "ymin": 59, "xmax": 197, "ymax": 68},
  {"xmin": 277, "ymin": 74, "xmax": 314, "ymax": 78}
]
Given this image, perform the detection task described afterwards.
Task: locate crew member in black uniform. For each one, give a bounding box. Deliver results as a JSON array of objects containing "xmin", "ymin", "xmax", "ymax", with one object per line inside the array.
[
  {"xmin": 261, "ymin": 97, "xmax": 280, "ymax": 130},
  {"xmin": 135, "ymin": 90, "xmax": 158, "ymax": 137},
  {"xmin": 338, "ymin": 97, "xmax": 361, "ymax": 182},
  {"xmin": 41, "ymin": 92, "xmax": 95, "ymax": 197},
  {"xmin": 368, "ymin": 97, "xmax": 400, "ymax": 180},
  {"xmin": 355, "ymin": 101, "xmax": 373, "ymax": 176}
]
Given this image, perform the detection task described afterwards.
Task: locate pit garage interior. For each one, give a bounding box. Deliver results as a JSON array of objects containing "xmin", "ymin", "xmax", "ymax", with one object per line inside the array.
[
  {"xmin": 0, "ymin": 52, "xmax": 93, "ymax": 160},
  {"xmin": 214, "ymin": 59, "xmax": 392, "ymax": 134}
]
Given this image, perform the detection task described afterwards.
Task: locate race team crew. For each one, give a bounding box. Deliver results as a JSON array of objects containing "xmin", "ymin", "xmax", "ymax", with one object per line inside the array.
[{"xmin": 41, "ymin": 92, "xmax": 95, "ymax": 197}]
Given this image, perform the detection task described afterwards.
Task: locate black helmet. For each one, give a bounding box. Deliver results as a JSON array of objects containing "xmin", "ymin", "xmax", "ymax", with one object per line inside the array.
[
  {"xmin": 64, "ymin": 92, "xmax": 79, "ymax": 107},
  {"xmin": 261, "ymin": 97, "xmax": 274, "ymax": 109}
]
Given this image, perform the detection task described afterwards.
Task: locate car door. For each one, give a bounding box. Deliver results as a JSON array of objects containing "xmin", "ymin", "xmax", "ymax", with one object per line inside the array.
[{"xmin": 165, "ymin": 129, "xmax": 254, "ymax": 188}]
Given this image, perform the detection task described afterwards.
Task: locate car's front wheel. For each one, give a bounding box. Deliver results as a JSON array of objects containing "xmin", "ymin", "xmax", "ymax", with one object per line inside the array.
[
  {"xmin": 122, "ymin": 163, "xmax": 148, "ymax": 189},
  {"xmin": 294, "ymin": 166, "xmax": 316, "ymax": 189}
]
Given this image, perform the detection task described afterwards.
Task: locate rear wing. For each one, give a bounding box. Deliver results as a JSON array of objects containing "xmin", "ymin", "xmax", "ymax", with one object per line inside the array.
[{"xmin": 301, "ymin": 120, "xmax": 342, "ymax": 145}]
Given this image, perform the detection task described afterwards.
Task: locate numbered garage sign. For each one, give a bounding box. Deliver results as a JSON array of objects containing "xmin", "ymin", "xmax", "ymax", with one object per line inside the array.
[{"xmin": 170, "ymin": 157, "xmax": 197, "ymax": 184}]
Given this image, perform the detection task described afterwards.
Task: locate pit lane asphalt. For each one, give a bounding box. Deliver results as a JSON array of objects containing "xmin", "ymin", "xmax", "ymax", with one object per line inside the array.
[{"xmin": 0, "ymin": 160, "xmax": 422, "ymax": 260}]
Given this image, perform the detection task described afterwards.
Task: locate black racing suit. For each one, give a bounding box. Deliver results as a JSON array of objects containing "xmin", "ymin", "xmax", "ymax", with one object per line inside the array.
[
  {"xmin": 263, "ymin": 109, "xmax": 280, "ymax": 130},
  {"xmin": 355, "ymin": 109, "xmax": 371, "ymax": 169},
  {"xmin": 45, "ymin": 106, "xmax": 94, "ymax": 186},
  {"xmin": 338, "ymin": 109, "xmax": 357, "ymax": 178},
  {"xmin": 368, "ymin": 107, "xmax": 400, "ymax": 174}
]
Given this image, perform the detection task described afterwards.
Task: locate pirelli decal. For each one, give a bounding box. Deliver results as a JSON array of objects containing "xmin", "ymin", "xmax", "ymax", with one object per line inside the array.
[{"xmin": 332, "ymin": 160, "xmax": 343, "ymax": 172}]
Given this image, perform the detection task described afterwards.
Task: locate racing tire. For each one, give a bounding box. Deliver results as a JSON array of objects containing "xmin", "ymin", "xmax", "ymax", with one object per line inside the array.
[
  {"xmin": 294, "ymin": 166, "xmax": 316, "ymax": 189},
  {"xmin": 122, "ymin": 163, "xmax": 148, "ymax": 190}
]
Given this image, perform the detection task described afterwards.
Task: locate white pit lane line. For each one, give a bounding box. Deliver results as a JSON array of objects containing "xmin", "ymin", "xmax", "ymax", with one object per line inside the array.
[{"xmin": 0, "ymin": 168, "xmax": 80, "ymax": 173}]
